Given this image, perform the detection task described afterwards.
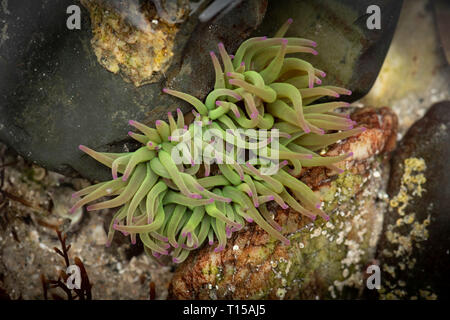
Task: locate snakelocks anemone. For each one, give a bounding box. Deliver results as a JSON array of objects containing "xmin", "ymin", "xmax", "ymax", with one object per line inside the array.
[{"xmin": 73, "ymin": 19, "xmax": 365, "ymax": 263}]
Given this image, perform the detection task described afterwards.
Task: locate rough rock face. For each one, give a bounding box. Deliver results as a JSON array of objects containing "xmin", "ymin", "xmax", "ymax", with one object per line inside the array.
[
  {"xmin": 169, "ymin": 107, "xmax": 398, "ymax": 300},
  {"xmin": 374, "ymin": 101, "xmax": 450, "ymax": 300}
]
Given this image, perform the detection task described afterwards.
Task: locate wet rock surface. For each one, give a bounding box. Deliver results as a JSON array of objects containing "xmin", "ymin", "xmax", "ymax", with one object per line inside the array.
[
  {"xmin": 373, "ymin": 101, "xmax": 450, "ymax": 299},
  {"xmin": 0, "ymin": 0, "xmax": 401, "ymax": 181}
]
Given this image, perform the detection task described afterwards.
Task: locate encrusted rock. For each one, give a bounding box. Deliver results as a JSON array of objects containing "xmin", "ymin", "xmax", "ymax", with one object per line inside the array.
[{"xmin": 169, "ymin": 107, "xmax": 398, "ymax": 299}]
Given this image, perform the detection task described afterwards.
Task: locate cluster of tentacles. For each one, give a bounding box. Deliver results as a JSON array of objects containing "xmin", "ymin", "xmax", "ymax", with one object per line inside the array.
[{"xmin": 73, "ymin": 19, "xmax": 365, "ymax": 263}]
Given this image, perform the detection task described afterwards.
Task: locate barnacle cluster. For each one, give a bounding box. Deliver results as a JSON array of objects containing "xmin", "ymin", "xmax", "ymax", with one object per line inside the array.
[{"xmin": 73, "ymin": 19, "xmax": 365, "ymax": 263}]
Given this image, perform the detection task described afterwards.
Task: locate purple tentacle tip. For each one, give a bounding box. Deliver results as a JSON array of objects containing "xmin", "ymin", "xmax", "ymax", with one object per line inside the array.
[
  {"xmin": 315, "ymin": 203, "xmax": 322, "ymax": 209},
  {"xmin": 208, "ymin": 198, "xmax": 214, "ymax": 203},
  {"xmin": 131, "ymin": 239, "xmax": 136, "ymax": 245},
  {"xmin": 250, "ymin": 112, "xmax": 258, "ymax": 119},
  {"xmin": 284, "ymin": 239, "xmax": 291, "ymax": 246},
  {"xmin": 128, "ymin": 120, "xmax": 135, "ymax": 125},
  {"xmin": 155, "ymin": 120, "xmax": 161, "ymax": 125},
  {"xmin": 127, "ymin": 131, "xmax": 133, "ymax": 136},
  {"xmin": 312, "ymin": 49, "xmax": 318, "ymax": 56},
  {"xmin": 218, "ymin": 42, "xmax": 224, "ymax": 48},
  {"xmin": 172, "ymin": 258, "xmax": 179, "ymax": 263},
  {"xmin": 209, "ymin": 240, "xmax": 214, "ymax": 245},
  {"xmin": 287, "ymin": 18, "xmax": 293, "ymax": 23},
  {"xmin": 348, "ymin": 151, "xmax": 354, "ymax": 156},
  {"xmin": 324, "ymin": 215, "xmax": 330, "ymax": 221},
  {"xmin": 361, "ymin": 127, "xmax": 367, "ymax": 132},
  {"xmin": 105, "ymin": 241, "xmax": 111, "ymax": 248},
  {"xmin": 209, "ymin": 51, "xmax": 215, "ymax": 56},
  {"xmin": 282, "ymin": 204, "xmax": 289, "ymax": 210},
  {"xmin": 311, "ymin": 215, "xmax": 317, "ymax": 221},
  {"xmin": 162, "ymin": 88, "xmax": 169, "ymax": 93},
  {"xmin": 78, "ymin": 145, "xmax": 85, "ymax": 151}
]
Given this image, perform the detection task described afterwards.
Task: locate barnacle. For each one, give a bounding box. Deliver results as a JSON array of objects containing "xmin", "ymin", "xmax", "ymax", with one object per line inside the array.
[{"xmin": 73, "ymin": 19, "xmax": 365, "ymax": 263}]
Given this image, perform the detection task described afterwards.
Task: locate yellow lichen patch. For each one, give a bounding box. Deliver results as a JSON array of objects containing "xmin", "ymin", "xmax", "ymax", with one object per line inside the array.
[
  {"xmin": 81, "ymin": 0, "xmax": 184, "ymax": 87},
  {"xmin": 389, "ymin": 157, "xmax": 426, "ymax": 216},
  {"xmin": 380, "ymin": 157, "xmax": 434, "ymax": 299}
]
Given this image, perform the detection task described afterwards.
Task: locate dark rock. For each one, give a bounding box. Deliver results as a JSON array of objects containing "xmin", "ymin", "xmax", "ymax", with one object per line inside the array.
[
  {"xmin": 374, "ymin": 101, "xmax": 450, "ymax": 299},
  {"xmin": 254, "ymin": 0, "xmax": 403, "ymax": 101}
]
